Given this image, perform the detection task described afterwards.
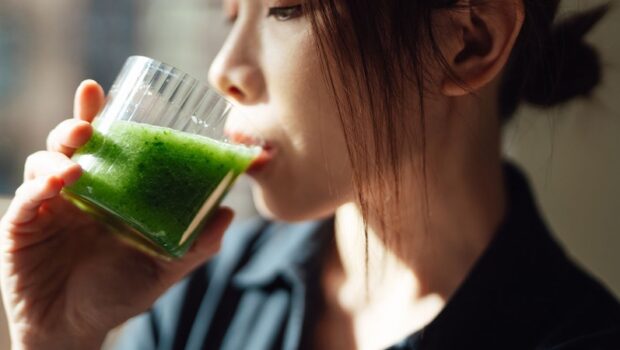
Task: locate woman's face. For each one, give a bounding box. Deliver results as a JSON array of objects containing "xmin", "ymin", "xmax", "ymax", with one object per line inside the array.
[{"xmin": 209, "ymin": 0, "xmax": 354, "ymax": 221}]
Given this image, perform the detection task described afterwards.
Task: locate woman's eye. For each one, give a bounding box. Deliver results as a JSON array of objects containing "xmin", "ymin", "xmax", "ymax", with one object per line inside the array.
[{"xmin": 267, "ymin": 5, "xmax": 303, "ymax": 21}]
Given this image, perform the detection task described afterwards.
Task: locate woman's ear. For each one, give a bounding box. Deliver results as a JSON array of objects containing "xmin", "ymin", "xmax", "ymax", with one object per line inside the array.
[{"xmin": 441, "ymin": 0, "xmax": 525, "ymax": 96}]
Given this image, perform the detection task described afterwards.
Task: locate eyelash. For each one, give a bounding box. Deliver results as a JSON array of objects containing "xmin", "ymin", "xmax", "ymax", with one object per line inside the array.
[
  {"xmin": 267, "ymin": 5, "xmax": 304, "ymax": 21},
  {"xmin": 225, "ymin": 4, "xmax": 303, "ymax": 24}
]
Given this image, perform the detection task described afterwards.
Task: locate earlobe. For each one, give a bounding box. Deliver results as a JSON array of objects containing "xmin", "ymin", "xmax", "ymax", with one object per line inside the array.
[{"xmin": 441, "ymin": 0, "xmax": 525, "ymax": 97}]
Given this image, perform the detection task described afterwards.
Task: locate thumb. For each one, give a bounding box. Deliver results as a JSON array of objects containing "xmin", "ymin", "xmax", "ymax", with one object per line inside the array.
[{"xmin": 159, "ymin": 207, "xmax": 234, "ymax": 279}]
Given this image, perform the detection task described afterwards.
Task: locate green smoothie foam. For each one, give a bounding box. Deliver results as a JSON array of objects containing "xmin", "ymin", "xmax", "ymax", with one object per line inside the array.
[{"xmin": 63, "ymin": 119, "xmax": 258, "ymax": 258}]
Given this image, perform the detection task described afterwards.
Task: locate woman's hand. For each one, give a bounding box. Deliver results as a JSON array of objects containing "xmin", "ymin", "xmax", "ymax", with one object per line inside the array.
[{"xmin": 0, "ymin": 80, "xmax": 233, "ymax": 350}]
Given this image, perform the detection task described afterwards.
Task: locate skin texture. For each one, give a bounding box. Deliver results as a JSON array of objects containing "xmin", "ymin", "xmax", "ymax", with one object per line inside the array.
[{"xmin": 0, "ymin": 0, "xmax": 525, "ymax": 349}]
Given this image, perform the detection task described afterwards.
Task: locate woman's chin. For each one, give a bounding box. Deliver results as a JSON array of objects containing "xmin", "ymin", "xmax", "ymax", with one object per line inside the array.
[
  {"xmin": 251, "ymin": 186, "xmax": 299, "ymax": 222},
  {"xmin": 250, "ymin": 185, "xmax": 337, "ymax": 223}
]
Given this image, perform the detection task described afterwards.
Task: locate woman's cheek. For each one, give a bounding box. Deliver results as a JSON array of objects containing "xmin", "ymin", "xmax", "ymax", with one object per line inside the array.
[{"xmin": 248, "ymin": 20, "xmax": 355, "ymax": 220}]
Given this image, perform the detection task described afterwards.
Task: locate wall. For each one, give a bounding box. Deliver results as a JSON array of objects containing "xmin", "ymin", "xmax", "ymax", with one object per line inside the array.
[{"xmin": 504, "ymin": 0, "xmax": 620, "ymax": 296}]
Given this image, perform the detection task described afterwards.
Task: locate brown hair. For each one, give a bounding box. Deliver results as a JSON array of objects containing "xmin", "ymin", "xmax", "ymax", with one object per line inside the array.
[{"xmin": 305, "ymin": 0, "xmax": 608, "ymax": 274}]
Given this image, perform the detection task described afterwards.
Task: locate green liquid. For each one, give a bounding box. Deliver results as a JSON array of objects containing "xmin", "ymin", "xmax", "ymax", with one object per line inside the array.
[{"xmin": 63, "ymin": 119, "xmax": 258, "ymax": 258}]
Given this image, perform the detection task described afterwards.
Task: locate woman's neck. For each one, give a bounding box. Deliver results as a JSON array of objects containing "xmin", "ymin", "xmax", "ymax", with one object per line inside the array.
[
  {"xmin": 332, "ymin": 161, "xmax": 507, "ymax": 307},
  {"xmin": 327, "ymin": 91, "xmax": 508, "ymax": 327},
  {"xmin": 323, "ymin": 159, "xmax": 506, "ymax": 350}
]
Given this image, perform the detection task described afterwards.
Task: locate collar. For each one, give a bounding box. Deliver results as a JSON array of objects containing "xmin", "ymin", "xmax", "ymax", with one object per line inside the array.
[
  {"xmin": 232, "ymin": 217, "xmax": 334, "ymax": 288},
  {"xmin": 394, "ymin": 162, "xmax": 575, "ymax": 349}
]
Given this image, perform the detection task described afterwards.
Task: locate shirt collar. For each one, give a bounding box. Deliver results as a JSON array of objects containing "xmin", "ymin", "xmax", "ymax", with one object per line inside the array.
[
  {"xmin": 232, "ymin": 217, "xmax": 334, "ymax": 288},
  {"xmin": 397, "ymin": 161, "xmax": 572, "ymax": 349}
]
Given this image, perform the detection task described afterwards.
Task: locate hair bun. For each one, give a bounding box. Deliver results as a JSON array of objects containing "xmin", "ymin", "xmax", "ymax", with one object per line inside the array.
[{"xmin": 522, "ymin": 4, "xmax": 609, "ymax": 107}]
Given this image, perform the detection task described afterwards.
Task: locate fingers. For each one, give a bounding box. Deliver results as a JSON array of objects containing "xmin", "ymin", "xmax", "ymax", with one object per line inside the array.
[
  {"xmin": 162, "ymin": 207, "xmax": 234, "ymax": 276},
  {"xmin": 44, "ymin": 79, "xmax": 103, "ymax": 157},
  {"xmin": 24, "ymin": 151, "xmax": 82, "ymax": 185},
  {"xmin": 2, "ymin": 176, "xmax": 64, "ymax": 226},
  {"xmin": 74, "ymin": 80, "xmax": 105, "ymax": 122},
  {"xmin": 46, "ymin": 119, "xmax": 93, "ymax": 157},
  {"xmin": 5, "ymin": 150, "xmax": 81, "ymax": 233},
  {"xmin": 190, "ymin": 207, "xmax": 235, "ymax": 257}
]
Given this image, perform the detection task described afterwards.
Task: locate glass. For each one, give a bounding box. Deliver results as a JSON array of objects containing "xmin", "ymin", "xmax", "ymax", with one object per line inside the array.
[{"xmin": 61, "ymin": 56, "xmax": 261, "ymax": 259}]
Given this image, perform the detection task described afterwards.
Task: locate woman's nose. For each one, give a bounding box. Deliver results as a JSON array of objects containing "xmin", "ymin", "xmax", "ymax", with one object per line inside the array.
[{"xmin": 208, "ymin": 40, "xmax": 266, "ymax": 105}]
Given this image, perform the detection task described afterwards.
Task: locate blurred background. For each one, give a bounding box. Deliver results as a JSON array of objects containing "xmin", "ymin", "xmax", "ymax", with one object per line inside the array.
[{"xmin": 0, "ymin": 0, "xmax": 618, "ymax": 348}]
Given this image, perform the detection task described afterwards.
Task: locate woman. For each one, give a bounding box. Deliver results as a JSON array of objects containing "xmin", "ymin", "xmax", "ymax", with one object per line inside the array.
[{"xmin": 1, "ymin": 0, "xmax": 619, "ymax": 349}]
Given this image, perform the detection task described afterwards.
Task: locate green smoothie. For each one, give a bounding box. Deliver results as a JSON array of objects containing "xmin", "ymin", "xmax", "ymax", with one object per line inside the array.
[{"xmin": 63, "ymin": 119, "xmax": 258, "ymax": 258}]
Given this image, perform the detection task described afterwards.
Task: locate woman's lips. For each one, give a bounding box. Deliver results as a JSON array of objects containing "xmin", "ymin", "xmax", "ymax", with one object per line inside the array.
[
  {"xmin": 225, "ymin": 130, "xmax": 275, "ymax": 175},
  {"xmin": 226, "ymin": 130, "xmax": 261, "ymax": 147},
  {"xmin": 247, "ymin": 143, "xmax": 275, "ymax": 175}
]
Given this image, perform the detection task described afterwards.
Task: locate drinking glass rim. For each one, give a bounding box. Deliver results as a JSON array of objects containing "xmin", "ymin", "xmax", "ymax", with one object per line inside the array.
[
  {"xmin": 126, "ymin": 55, "xmax": 236, "ymax": 107},
  {"xmin": 101, "ymin": 55, "xmax": 264, "ymax": 149}
]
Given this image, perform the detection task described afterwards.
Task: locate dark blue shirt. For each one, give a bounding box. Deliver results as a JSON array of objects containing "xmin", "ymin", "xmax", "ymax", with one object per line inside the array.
[{"xmin": 115, "ymin": 163, "xmax": 620, "ymax": 349}]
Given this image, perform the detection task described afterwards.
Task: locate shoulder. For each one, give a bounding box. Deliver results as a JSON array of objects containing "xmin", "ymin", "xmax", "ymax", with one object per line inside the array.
[
  {"xmin": 536, "ymin": 268, "xmax": 620, "ymax": 349},
  {"xmin": 113, "ymin": 217, "xmax": 270, "ymax": 349},
  {"xmin": 114, "ymin": 216, "xmax": 332, "ymax": 349}
]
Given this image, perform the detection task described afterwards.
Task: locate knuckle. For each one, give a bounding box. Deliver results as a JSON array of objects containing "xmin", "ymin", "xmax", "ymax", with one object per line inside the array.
[
  {"xmin": 58, "ymin": 118, "xmax": 77, "ymax": 132},
  {"xmin": 0, "ymin": 216, "xmax": 16, "ymax": 234},
  {"xmin": 14, "ymin": 182, "xmax": 27, "ymax": 197},
  {"xmin": 25, "ymin": 151, "xmax": 46, "ymax": 166},
  {"xmin": 46, "ymin": 133, "xmax": 57, "ymax": 151},
  {"xmin": 25, "ymin": 152, "xmax": 38, "ymax": 168},
  {"xmin": 13, "ymin": 181, "xmax": 30, "ymax": 198},
  {"xmin": 47, "ymin": 124, "xmax": 59, "ymax": 139},
  {"xmin": 58, "ymin": 117, "xmax": 75, "ymax": 127},
  {"xmin": 24, "ymin": 151, "xmax": 65, "ymax": 178},
  {"xmin": 46, "ymin": 120, "xmax": 74, "ymax": 149}
]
